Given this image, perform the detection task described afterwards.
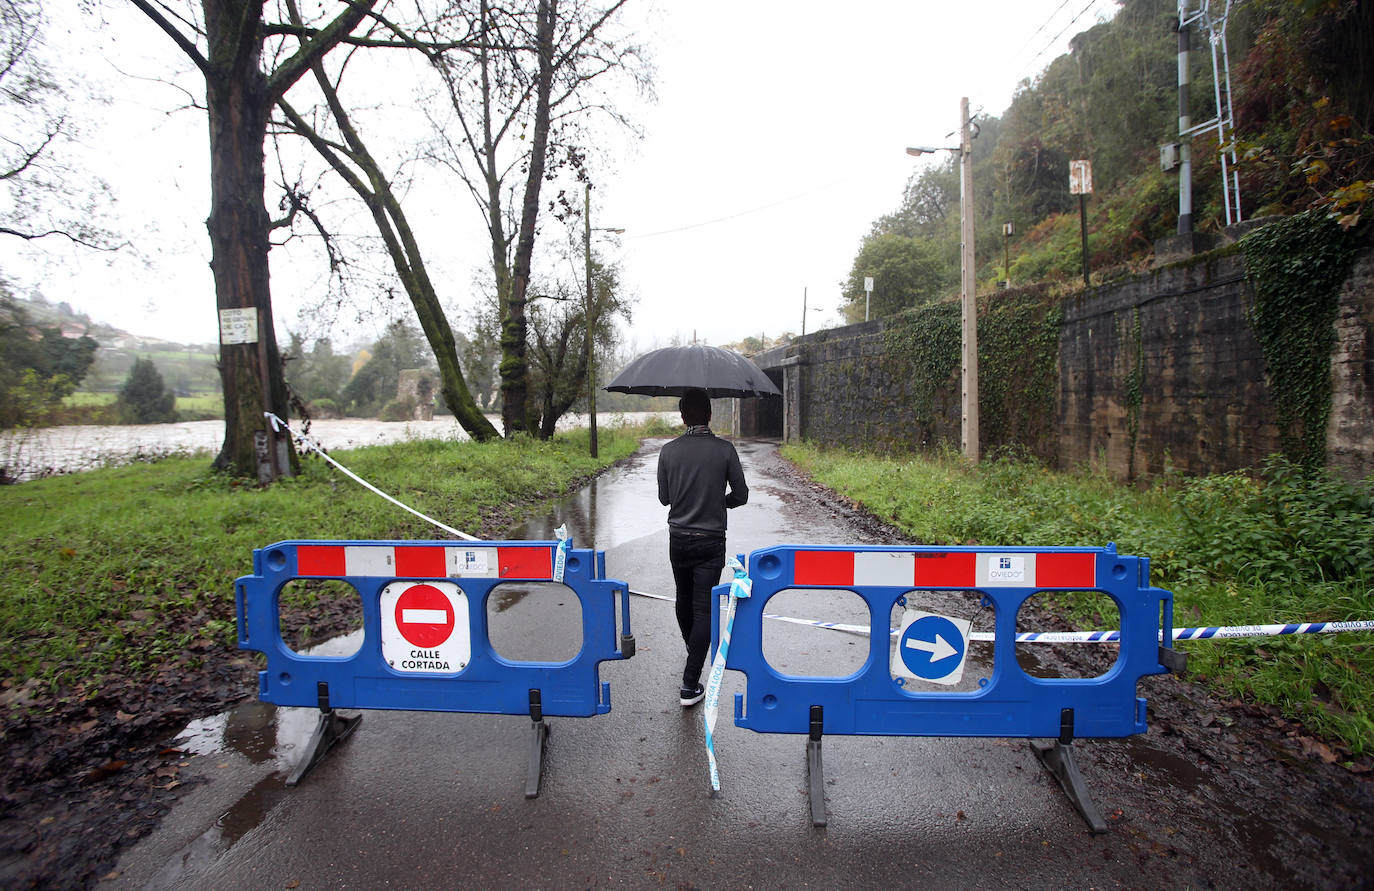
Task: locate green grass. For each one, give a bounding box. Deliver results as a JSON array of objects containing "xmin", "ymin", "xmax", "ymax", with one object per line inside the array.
[
  {"xmin": 0, "ymin": 426, "xmax": 642, "ymax": 691},
  {"xmin": 62, "ymin": 392, "xmax": 116, "ymax": 408},
  {"xmin": 784, "ymin": 443, "xmax": 1374, "ymax": 756}
]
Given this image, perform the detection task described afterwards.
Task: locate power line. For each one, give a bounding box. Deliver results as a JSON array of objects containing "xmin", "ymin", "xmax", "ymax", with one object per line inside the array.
[
  {"xmin": 1019, "ymin": 0, "xmax": 1113, "ymax": 83},
  {"xmin": 1015, "ymin": 0, "xmax": 1073, "ymax": 62}
]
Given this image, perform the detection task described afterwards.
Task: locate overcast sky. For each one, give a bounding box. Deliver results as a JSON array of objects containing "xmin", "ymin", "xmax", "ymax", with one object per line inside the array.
[{"xmin": 12, "ymin": 0, "xmax": 1121, "ymax": 354}]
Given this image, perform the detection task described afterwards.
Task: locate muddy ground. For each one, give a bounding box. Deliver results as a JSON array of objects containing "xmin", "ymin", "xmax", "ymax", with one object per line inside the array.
[{"xmin": 2, "ymin": 458, "xmax": 1372, "ymax": 889}]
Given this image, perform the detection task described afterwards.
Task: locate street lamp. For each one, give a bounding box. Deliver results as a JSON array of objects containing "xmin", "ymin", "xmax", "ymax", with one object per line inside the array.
[
  {"xmin": 906, "ymin": 96, "xmax": 979, "ymax": 463},
  {"xmin": 584, "ymin": 182, "xmax": 624, "ymax": 459}
]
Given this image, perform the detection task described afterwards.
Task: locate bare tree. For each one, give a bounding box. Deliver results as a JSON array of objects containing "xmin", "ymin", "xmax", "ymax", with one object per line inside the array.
[
  {"xmin": 131, "ymin": 0, "xmax": 378, "ymax": 480},
  {"xmin": 420, "ymin": 0, "xmax": 648, "ymax": 436},
  {"xmin": 273, "ymin": 2, "xmax": 499, "ymax": 441},
  {"xmin": 527, "ymin": 246, "xmax": 627, "ymax": 438},
  {"xmin": 0, "ymin": 0, "xmax": 115, "ymax": 249}
]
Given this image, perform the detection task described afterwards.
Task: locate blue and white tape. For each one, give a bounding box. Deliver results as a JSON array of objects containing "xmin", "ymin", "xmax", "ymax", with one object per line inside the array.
[
  {"xmin": 553, "ymin": 525, "xmax": 570, "ymax": 582},
  {"xmin": 757, "ymin": 612, "xmax": 1374, "ymax": 643},
  {"xmin": 703, "ymin": 555, "xmax": 752, "ymax": 793}
]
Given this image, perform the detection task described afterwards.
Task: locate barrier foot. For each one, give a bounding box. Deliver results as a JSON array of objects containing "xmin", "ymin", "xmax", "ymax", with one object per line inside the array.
[
  {"xmin": 1032, "ymin": 741, "xmax": 1107, "ymax": 834},
  {"xmin": 525, "ymin": 689, "xmax": 549, "ymax": 799},
  {"xmin": 806, "ymin": 705, "xmax": 827, "ymax": 828},
  {"xmin": 285, "ymin": 709, "xmax": 361, "ymax": 787}
]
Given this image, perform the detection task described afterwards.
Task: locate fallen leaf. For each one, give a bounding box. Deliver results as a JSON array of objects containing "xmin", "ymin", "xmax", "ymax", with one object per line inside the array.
[
  {"xmin": 285, "ymin": 881, "xmax": 300, "ymax": 889},
  {"xmin": 116, "ymin": 711, "xmax": 137, "ymax": 723},
  {"xmin": 87, "ymin": 760, "xmax": 127, "ymax": 782}
]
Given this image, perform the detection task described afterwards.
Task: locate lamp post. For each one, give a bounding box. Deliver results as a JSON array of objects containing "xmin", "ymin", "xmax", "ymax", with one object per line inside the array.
[
  {"xmin": 906, "ymin": 96, "xmax": 979, "ymax": 463},
  {"xmin": 583, "ymin": 182, "xmax": 624, "ymax": 459}
]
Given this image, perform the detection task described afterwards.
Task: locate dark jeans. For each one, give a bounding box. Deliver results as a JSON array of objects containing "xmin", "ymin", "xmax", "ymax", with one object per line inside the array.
[{"xmin": 669, "ymin": 531, "xmax": 726, "ymax": 688}]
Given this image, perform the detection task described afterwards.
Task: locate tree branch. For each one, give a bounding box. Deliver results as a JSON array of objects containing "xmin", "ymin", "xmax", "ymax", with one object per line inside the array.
[{"xmin": 127, "ymin": 0, "xmax": 210, "ymax": 76}]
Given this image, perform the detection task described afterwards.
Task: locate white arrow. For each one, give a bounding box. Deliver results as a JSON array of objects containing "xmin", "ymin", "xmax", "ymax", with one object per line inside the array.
[{"xmin": 905, "ymin": 633, "xmax": 957, "ymax": 663}]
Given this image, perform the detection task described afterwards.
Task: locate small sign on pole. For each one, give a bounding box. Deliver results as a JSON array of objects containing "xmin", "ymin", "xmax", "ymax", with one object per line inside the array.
[
  {"xmin": 219, "ymin": 308, "xmax": 259, "ymax": 345},
  {"xmin": 863, "ymin": 277, "xmax": 874, "ymax": 322},
  {"xmin": 1070, "ymin": 160, "xmax": 1093, "ymax": 286},
  {"xmin": 1069, "ymin": 160, "xmax": 1093, "ymax": 195}
]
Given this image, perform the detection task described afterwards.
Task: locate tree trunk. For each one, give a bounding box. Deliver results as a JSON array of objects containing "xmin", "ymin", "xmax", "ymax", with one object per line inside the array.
[
  {"xmin": 204, "ymin": 0, "xmax": 295, "ymax": 479},
  {"xmin": 500, "ymin": 0, "xmax": 556, "ymax": 437}
]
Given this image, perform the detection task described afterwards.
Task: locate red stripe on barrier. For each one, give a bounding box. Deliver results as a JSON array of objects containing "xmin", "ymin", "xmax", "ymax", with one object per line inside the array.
[
  {"xmin": 297, "ymin": 545, "xmax": 346, "ymax": 576},
  {"xmin": 499, "ymin": 546, "xmax": 553, "ymax": 579},
  {"xmin": 794, "ymin": 550, "xmax": 855, "ymax": 586},
  {"xmin": 395, "ymin": 546, "xmax": 446, "ymax": 577},
  {"xmin": 1036, "ymin": 552, "xmax": 1097, "ymax": 588},
  {"xmin": 912, "ymin": 552, "xmax": 976, "ymax": 587}
]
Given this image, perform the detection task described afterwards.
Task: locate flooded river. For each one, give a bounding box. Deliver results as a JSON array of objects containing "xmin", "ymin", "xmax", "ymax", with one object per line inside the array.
[{"xmin": 0, "ymin": 412, "xmax": 673, "ymax": 481}]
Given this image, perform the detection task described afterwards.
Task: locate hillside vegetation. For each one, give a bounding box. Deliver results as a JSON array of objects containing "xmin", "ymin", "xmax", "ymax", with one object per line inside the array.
[{"xmin": 842, "ymin": 0, "xmax": 1372, "ymax": 319}]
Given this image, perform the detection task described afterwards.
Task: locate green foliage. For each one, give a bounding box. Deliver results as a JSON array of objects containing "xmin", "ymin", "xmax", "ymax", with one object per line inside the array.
[
  {"xmin": 882, "ymin": 299, "xmax": 961, "ymax": 425},
  {"xmin": 0, "ymin": 293, "xmax": 98, "ymax": 429},
  {"xmin": 1172, "ymin": 455, "xmax": 1374, "ymax": 587},
  {"xmin": 841, "ymin": 232, "xmax": 951, "ymax": 322},
  {"xmin": 1232, "ymin": 1, "xmax": 1374, "ymax": 226},
  {"xmin": 784, "ymin": 442, "xmax": 1374, "ymax": 754},
  {"xmin": 977, "ymin": 289, "xmax": 1063, "ymax": 452},
  {"xmin": 0, "ymin": 428, "xmax": 643, "ymax": 690},
  {"xmin": 1239, "ymin": 209, "xmax": 1364, "ymax": 469},
  {"xmin": 285, "ymin": 332, "xmax": 353, "ymax": 405},
  {"xmin": 116, "ymin": 357, "xmax": 177, "ymax": 424},
  {"xmin": 379, "ymin": 397, "xmax": 417, "ymax": 422},
  {"xmin": 342, "ymin": 319, "xmax": 433, "ymax": 416}
]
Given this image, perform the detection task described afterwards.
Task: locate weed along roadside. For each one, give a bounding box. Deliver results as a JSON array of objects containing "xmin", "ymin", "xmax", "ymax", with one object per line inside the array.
[
  {"xmin": 0, "ymin": 426, "xmax": 644, "ymax": 888},
  {"xmin": 1, "ymin": 426, "xmax": 1372, "ymax": 887}
]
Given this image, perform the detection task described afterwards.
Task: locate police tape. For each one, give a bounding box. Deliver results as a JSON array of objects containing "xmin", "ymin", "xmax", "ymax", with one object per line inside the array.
[
  {"xmin": 703, "ymin": 556, "xmax": 752, "ymax": 794},
  {"xmin": 254, "ymin": 422, "xmax": 1371, "ymax": 650},
  {"xmin": 755, "ymin": 612, "xmax": 1374, "ymax": 643},
  {"xmin": 264, "ymin": 412, "xmax": 478, "ymax": 542}
]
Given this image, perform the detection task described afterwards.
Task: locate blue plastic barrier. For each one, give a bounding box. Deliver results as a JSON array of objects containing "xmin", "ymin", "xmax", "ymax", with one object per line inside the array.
[
  {"xmin": 713, "ymin": 542, "xmax": 1182, "ymax": 829},
  {"xmin": 236, "ymin": 539, "xmax": 634, "ymax": 793}
]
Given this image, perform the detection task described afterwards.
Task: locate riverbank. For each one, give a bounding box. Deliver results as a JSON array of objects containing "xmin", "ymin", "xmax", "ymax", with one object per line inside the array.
[{"xmin": 0, "ymin": 411, "xmax": 676, "ymax": 482}]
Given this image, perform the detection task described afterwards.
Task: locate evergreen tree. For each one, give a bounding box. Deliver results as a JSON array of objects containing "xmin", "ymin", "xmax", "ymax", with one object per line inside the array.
[{"xmin": 118, "ymin": 358, "xmax": 177, "ymax": 424}]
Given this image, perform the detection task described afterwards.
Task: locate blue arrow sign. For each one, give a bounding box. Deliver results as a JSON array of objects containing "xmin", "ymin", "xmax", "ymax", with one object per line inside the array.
[{"xmin": 897, "ymin": 614, "xmax": 967, "ymax": 682}]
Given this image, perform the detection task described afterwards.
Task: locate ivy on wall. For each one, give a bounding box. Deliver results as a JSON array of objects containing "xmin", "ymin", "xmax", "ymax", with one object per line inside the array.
[
  {"xmin": 883, "ymin": 300, "xmax": 960, "ymax": 427},
  {"xmin": 1239, "ymin": 210, "xmax": 1364, "ymax": 470},
  {"xmin": 1121, "ymin": 306, "xmax": 1144, "ymax": 480},
  {"xmin": 883, "ymin": 288, "xmax": 1062, "ymax": 457},
  {"xmin": 978, "ymin": 289, "xmax": 1062, "ymax": 456}
]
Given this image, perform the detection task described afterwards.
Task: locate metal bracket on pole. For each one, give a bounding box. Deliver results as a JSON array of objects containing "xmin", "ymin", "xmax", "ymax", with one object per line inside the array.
[
  {"xmin": 525, "ymin": 689, "xmax": 550, "ymax": 799},
  {"xmin": 285, "ymin": 682, "xmax": 362, "ymax": 787},
  {"xmin": 1031, "ymin": 709, "xmax": 1108, "ymax": 834},
  {"xmin": 806, "ymin": 705, "xmax": 827, "ymax": 828}
]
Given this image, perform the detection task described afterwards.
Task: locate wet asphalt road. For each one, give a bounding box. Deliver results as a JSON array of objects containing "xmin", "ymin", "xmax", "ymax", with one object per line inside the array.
[{"xmin": 108, "ymin": 439, "xmax": 1332, "ymax": 889}]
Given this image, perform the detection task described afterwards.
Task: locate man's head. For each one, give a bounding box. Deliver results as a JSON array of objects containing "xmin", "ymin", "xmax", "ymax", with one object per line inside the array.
[{"xmin": 679, "ymin": 389, "xmax": 711, "ymax": 427}]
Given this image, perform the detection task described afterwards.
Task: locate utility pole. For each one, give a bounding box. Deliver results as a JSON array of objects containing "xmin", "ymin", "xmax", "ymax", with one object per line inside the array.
[
  {"xmin": 801, "ymin": 287, "xmax": 808, "ymax": 336},
  {"xmin": 1176, "ymin": 17, "xmax": 1192, "ymax": 234},
  {"xmin": 958, "ymin": 96, "xmax": 979, "ymax": 464},
  {"xmin": 584, "ymin": 183, "xmax": 598, "ymax": 458}
]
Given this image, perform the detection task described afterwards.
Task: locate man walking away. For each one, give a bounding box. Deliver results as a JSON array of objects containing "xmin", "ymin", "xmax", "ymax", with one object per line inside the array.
[{"xmin": 657, "ymin": 388, "xmax": 749, "ymax": 707}]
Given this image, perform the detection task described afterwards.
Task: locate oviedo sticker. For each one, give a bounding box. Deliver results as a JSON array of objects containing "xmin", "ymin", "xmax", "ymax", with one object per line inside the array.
[{"xmin": 380, "ymin": 581, "xmax": 470, "ymax": 674}]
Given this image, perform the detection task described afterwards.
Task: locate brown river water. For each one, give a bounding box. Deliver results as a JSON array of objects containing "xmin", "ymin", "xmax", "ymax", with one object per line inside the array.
[{"xmin": 0, "ymin": 412, "xmax": 674, "ymax": 481}]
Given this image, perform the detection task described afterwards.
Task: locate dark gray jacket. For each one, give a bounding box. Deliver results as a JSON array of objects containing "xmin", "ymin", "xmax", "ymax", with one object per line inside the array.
[{"xmin": 657, "ymin": 430, "xmax": 748, "ymax": 535}]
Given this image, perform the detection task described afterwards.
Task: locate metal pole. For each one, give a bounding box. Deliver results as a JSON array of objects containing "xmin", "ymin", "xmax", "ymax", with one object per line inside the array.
[
  {"xmin": 584, "ymin": 183, "xmax": 597, "ymax": 458},
  {"xmin": 1079, "ymin": 194, "xmax": 1090, "ymax": 286},
  {"xmin": 1176, "ymin": 14, "xmax": 1192, "ymax": 235},
  {"xmin": 802, "ymin": 287, "xmax": 808, "ymax": 336},
  {"xmin": 959, "ymin": 96, "xmax": 979, "ymax": 464}
]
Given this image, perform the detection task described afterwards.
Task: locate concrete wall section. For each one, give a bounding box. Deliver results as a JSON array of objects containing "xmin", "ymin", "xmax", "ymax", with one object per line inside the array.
[
  {"xmin": 1328, "ymin": 244, "xmax": 1374, "ymax": 480},
  {"xmin": 1058, "ymin": 255, "xmax": 1280, "ymax": 478},
  {"xmin": 750, "ymin": 231, "xmax": 1372, "ymax": 481}
]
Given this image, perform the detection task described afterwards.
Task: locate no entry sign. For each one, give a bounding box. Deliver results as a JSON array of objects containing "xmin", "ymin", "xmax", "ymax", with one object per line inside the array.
[{"xmin": 380, "ymin": 581, "xmax": 470, "ymax": 674}]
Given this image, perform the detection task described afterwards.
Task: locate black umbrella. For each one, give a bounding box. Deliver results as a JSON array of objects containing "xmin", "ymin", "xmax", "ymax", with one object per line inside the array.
[{"xmin": 604, "ymin": 344, "xmax": 781, "ymax": 398}]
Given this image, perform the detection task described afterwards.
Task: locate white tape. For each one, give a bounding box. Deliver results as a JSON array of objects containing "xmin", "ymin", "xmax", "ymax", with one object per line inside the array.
[{"xmin": 264, "ymin": 412, "xmax": 478, "ymax": 542}]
